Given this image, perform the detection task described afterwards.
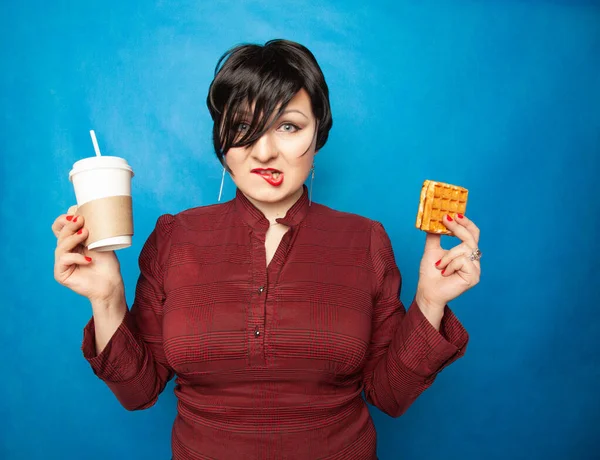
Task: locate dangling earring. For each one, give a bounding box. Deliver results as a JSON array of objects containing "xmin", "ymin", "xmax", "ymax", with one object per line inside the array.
[
  {"xmin": 309, "ymin": 163, "xmax": 315, "ymax": 206},
  {"xmin": 217, "ymin": 166, "xmax": 226, "ymax": 202}
]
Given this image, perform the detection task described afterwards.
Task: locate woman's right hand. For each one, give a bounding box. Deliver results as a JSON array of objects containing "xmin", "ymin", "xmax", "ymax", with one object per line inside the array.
[{"xmin": 52, "ymin": 207, "xmax": 124, "ymax": 304}]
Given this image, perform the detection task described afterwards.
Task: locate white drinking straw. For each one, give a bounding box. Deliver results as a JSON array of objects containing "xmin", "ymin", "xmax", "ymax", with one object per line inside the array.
[{"xmin": 89, "ymin": 130, "xmax": 102, "ymax": 156}]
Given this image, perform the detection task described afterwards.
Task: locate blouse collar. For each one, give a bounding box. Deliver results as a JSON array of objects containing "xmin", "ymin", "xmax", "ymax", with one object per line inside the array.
[{"xmin": 234, "ymin": 185, "xmax": 310, "ymax": 231}]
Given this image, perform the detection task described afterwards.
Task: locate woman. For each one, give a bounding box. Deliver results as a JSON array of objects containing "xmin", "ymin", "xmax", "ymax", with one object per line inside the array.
[{"xmin": 52, "ymin": 39, "xmax": 481, "ymax": 460}]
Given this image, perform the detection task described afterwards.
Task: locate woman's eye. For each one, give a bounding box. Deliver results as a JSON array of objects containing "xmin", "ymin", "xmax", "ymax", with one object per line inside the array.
[
  {"xmin": 279, "ymin": 123, "xmax": 299, "ymax": 133},
  {"xmin": 237, "ymin": 123, "xmax": 250, "ymax": 132}
]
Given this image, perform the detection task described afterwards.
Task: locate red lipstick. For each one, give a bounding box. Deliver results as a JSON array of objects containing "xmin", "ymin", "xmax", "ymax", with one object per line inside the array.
[{"xmin": 251, "ymin": 168, "xmax": 284, "ymax": 186}]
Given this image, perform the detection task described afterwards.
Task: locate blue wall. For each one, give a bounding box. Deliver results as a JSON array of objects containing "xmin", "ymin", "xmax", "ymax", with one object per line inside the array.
[{"xmin": 1, "ymin": 1, "xmax": 599, "ymax": 459}]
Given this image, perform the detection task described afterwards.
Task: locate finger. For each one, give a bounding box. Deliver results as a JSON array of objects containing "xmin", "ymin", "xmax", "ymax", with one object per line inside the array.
[
  {"xmin": 435, "ymin": 242, "xmax": 475, "ymax": 270},
  {"xmin": 424, "ymin": 232, "xmax": 441, "ymax": 252},
  {"xmin": 442, "ymin": 214, "xmax": 477, "ymax": 248},
  {"xmin": 57, "ymin": 214, "xmax": 85, "ymax": 246},
  {"xmin": 441, "ymin": 255, "xmax": 480, "ymax": 286},
  {"xmin": 455, "ymin": 213, "xmax": 480, "ymax": 245},
  {"xmin": 51, "ymin": 206, "xmax": 80, "ymax": 238},
  {"xmin": 52, "ymin": 215, "xmax": 69, "ymax": 238},
  {"xmin": 52, "ymin": 214, "xmax": 76, "ymax": 238},
  {"xmin": 54, "ymin": 252, "xmax": 93, "ymax": 282},
  {"xmin": 56, "ymin": 226, "xmax": 88, "ymax": 255}
]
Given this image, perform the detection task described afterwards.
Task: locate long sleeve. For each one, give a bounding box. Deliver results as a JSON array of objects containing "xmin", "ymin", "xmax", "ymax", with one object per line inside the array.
[
  {"xmin": 361, "ymin": 221, "xmax": 469, "ymax": 418},
  {"xmin": 81, "ymin": 214, "xmax": 176, "ymax": 411}
]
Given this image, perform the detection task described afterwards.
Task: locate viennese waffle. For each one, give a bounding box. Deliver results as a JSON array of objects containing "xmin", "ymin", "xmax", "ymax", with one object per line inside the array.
[{"xmin": 415, "ymin": 180, "xmax": 468, "ymax": 235}]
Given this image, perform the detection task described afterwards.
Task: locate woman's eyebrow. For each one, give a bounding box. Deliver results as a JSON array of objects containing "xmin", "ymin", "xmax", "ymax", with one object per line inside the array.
[
  {"xmin": 281, "ymin": 109, "xmax": 308, "ymax": 119},
  {"xmin": 239, "ymin": 108, "xmax": 308, "ymax": 120}
]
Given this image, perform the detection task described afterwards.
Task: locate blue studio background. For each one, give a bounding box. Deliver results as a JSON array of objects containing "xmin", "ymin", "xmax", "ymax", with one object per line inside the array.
[{"xmin": 1, "ymin": 1, "xmax": 599, "ymax": 459}]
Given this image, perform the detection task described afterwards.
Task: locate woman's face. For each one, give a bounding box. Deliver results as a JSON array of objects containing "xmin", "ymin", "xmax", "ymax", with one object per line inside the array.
[{"xmin": 224, "ymin": 89, "xmax": 317, "ymax": 205}]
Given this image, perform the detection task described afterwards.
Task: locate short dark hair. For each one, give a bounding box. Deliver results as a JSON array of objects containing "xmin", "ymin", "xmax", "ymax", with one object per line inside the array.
[{"xmin": 206, "ymin": 39, "xmax": 333, "ymax": 165}]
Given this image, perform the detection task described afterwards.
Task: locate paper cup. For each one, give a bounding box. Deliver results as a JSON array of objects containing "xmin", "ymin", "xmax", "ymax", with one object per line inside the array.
[{"xmin": 69, "ymin": 156, "xmax": 134, "ymax": 251}]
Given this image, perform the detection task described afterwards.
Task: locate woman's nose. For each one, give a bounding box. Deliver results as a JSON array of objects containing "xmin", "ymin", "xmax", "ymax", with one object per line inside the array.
[{"xmin": 251, "ymin": 133, "xmax": 278, "ymax": 162}]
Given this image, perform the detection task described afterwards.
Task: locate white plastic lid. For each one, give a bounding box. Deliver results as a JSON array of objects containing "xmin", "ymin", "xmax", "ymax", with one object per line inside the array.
[{"xmin": 69, "ymin": 156, "xmax": 134, "ymax": 182}]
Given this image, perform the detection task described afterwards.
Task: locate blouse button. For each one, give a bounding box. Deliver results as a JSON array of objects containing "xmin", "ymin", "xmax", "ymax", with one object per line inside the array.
[
  {"xmin": 258, "ymin": 286, "xmax": 265, "ymax": 294},
  {"xmin": 254, "ymin": 327, "xmax": 261, "ymax": 337}
]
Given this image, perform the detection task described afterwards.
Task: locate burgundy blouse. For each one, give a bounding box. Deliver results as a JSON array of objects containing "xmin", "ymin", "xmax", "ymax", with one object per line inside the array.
[{"xmin": 82, "ymin": 186, "xmax": 468, "ymax": 459}]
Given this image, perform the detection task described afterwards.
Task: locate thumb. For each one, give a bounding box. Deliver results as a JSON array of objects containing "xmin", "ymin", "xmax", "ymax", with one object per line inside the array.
[
  {"xmin": 67, "ymin": 205, "xmax": 79, "ymax": 215},
  {"xmin": 424, "ymin": 232, "xmax": 441, "ymax": 252}
]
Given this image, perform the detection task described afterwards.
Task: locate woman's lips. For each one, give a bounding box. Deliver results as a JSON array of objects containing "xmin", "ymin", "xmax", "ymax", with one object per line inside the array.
[{"xmin": 251, "ymin": 169, "xmax": 284, "ymax": 186}]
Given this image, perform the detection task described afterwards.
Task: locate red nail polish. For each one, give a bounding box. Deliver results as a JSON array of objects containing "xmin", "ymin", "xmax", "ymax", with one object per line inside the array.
[
  {"xmin": 446, "ymin": 215, "xmax": 453, "ymax": 222},
  {"xmin": 457, "ymin": 213, "xmax": 464, "ymax": 219},
  {"xmin": 77, "ymin": 229, "xmax": 82, "ymax": 235},
  {"xmin": 442, "ymin": 269, "xmax": 446, "ymax": 275},
  {"xmin": 66, "ymin": 215, "xmax": 73, "ymax": 222},
  {"xmin": 435, "ymin": 260, "xmax": 441, "ymax": 266},
  {"xmin": 85, "ymin": 256, "xmax": 92, "ymax": 262},
  {"xmin": 73, "ymin": 217, "xmax": 78, "ymax": 223}
]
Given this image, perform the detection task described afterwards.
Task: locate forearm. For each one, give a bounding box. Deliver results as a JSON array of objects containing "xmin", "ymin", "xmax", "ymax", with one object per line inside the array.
[
  {"xmin": 83, "ymin": 291, "xmax": 173, "ymax": 411},
  {"xmin": 363, "ymin": 300, "xmax": 468, "ymax": 417},
  {"xmin": 90, "ymin": 284, "xmax": 127, "ymax": 355},
  {"xmin": 415, "ymin": 290, "xmax": 444, "ymax": 331}
]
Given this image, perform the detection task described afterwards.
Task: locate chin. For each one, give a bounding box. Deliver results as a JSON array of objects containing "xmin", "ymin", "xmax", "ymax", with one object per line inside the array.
[{"xmin": 241, "ymin": 183, "xmax": 300, "ymax": 204}]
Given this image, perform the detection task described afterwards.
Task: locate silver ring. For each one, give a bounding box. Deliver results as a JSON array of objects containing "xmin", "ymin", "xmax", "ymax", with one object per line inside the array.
[{"xmin": 469, "ymin": 248, "xmax": 482, "ymax": 261}]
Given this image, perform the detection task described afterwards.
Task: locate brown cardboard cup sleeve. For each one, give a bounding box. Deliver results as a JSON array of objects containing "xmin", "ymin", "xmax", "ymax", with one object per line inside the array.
[{"xmin": 77, "ymin": 195, "xmax": 134, "ymax": 247}]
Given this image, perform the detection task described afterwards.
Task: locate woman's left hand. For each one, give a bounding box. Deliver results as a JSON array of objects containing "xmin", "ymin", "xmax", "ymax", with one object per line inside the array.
[{"xmin": 415, "ymin": 213, "xmax": 481, "ymax": 311}]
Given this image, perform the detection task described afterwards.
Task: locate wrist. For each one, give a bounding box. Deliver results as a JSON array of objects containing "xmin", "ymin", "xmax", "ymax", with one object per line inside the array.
[
  {"xmin": 415, "ymin": 289, "xmax": 445, "ymax": 313},
  {"xmin": 415, "ymin": 289, "xmax": 446, "ymax": 331},
  {"xmin": 89, "ymin": 285, "xmax": 127, "ymax": 355},
  {"xmin": 89, "ymin": 282, "xmax": 126, "ymax": 315}
]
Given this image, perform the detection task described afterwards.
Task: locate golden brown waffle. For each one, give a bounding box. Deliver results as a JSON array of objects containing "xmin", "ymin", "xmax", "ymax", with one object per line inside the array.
[{"xmin": 415, "ymin": 180, "xmax": 468, "ymax": 235}]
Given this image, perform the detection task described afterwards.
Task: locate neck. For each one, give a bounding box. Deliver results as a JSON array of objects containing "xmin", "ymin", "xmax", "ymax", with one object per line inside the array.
[{"xmin": 245, "ymin": 187, "xmax": 304, "ymax": 225}]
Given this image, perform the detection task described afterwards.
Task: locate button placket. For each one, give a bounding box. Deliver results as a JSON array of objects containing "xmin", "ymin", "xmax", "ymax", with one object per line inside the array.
[
  {"xmin": 248, "ymin": 231, "xmax": 267, "ymax": 366},
  {"xmin": 255, "ymin": 287, "xmax": 265, "ymax": 338}
]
